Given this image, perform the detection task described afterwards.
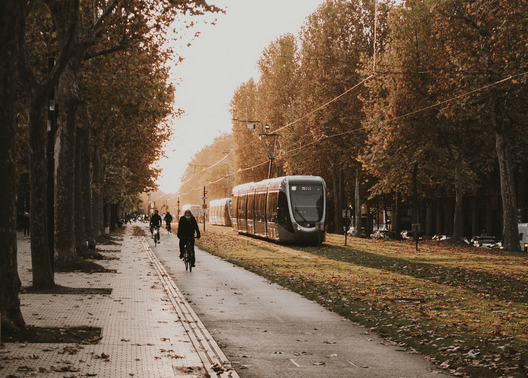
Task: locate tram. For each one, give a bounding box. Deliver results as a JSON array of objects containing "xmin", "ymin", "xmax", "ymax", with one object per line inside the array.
[
  {"xmin": 182, "ymin": 204, "xmax": 201, "ymax": 219},
  {"xmin": 231, "ymin": 176, "xmax": 326, "ymax": 244},
  {"xmin": 209, "ymin": 198, "xmax": 232, "ymax": 226}
]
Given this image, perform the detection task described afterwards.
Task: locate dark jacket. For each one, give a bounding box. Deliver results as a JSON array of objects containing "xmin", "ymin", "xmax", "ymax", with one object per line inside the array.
[
  {"xmin": 164, "ymin": 213, "xmax": 173, "ymax": 223},
  {"xmin": 150, "ymin": 213, "xmax": 162, "ymax": 227},
  {"xmin": 177, "ymin": 215, "xmax": 201, "ymax": 239}
]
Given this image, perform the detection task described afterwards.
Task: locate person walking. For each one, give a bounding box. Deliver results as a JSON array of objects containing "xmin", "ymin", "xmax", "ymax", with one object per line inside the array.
[
  {"xmin": 23, "ymin": 211, "xmax": 30, "ymax": 237},
  {"xmin": 164, "ymin": 211, "xmax": 173, "ymax": 233},
  {"xmin": 177, "ymin": 210, "xmax": 201, "ymax": 266}
]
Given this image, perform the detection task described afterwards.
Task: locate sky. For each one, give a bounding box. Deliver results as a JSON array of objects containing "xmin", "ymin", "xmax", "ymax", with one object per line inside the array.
[{"xmin": 156, "ymin": 0, "xmax": 326, "ymax": 194}]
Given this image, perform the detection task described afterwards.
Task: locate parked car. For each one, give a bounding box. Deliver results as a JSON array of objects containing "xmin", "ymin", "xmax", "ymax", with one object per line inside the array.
[
  {"xmin": 370, "ymin": 229, "xmax": 394, "ymax": 240},
  {"xmin": 401, "ymin": 230, "xmax": 423, "ymax": 241},
  {"xmin": 490, "ymin": 241, "xmax": 503, "ymax": 250},
  {"xmin": 471, "ymin": 235, "xmax": 497, "ymax": 248},
  {"xmin": 432, "ymin": 234, "xmax": 452, "ymax": 241},
  {"xmin": 518, "ymin": 223, "xmax": 528, "ymax": 252},
  {"xmin": 347, "ymin": 226, "xmax": 366, "ymax": 238}
]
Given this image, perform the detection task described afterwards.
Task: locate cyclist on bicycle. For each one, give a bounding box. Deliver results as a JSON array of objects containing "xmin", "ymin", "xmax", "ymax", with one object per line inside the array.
[
  {"xmin": 150, "ymin": 209, "xmax": 162, "ymax": 243},
  {"xmin": 177, "ymin": 210, "xmax": 201, "ymax": 266},
  {"xmin": 164, "ymin": 211, "xmax": 173, "ymax": 233}
]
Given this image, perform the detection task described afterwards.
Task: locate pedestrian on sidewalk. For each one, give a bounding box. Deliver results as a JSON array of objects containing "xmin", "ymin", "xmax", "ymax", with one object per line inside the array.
[{"xmin": 23, "ymin": 211, "xmax": 30, "ymax": 236}]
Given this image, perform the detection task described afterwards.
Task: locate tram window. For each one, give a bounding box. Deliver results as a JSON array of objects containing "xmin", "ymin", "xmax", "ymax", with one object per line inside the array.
[
  {"xmin": 267, "ymin": 191, "xmax": 278, "ymax": 222},
  {"xmin": 290, "ymin": 185, "xmax": 323, "ymax": 222},
  {"xmin": 256, "ymin": 193, "xmax": 266, "ymax": 222},
  {"xmin": 248, "ymin": 193, "xmax": 255, "ymax": 220},
  {"xmin": 232, "ymin": 198, "xmax": 237, "ymax": 220},
  {"xmin": 239, "ymin": 195, "xmax": 246, "ymax": 219},
  {"xmin": 278, "ymin": 191, "xmax": 291, "ymax": 224}
]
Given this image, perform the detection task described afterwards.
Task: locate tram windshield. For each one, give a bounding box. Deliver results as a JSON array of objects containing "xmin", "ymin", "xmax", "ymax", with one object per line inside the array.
[{"xmin": 289, "ymin": 184, "xmax": 324, "ymax": 222}]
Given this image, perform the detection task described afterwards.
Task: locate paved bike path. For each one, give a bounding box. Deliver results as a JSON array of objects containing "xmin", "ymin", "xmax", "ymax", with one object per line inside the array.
[{"xmin": 152, "ymin": 224, "xmax": 451, "ymax": 378}]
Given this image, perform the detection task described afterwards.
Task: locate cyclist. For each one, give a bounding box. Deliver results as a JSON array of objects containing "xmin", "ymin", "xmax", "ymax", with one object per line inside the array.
[
  {"xmin": 164, "ymin": 211, "xmax": 173, "ymax": 233},
  {"xmin": 150, "ymin": 209, "xmax": 162, "ymax": 243},
  {"xmin": 177, "ymin": 209, "xmax": 201, "ymax": 266}
]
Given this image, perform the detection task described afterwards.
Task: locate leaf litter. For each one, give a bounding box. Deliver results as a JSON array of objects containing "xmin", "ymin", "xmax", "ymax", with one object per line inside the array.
[{"xmin": 197, "ymin": 226, "xmax": 528, "ymax": 377}]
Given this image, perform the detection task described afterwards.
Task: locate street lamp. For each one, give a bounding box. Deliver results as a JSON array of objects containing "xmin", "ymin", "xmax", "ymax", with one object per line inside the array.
[{"xmin": 234, "ymin": 119, "xmax": 278, "ymax": 179}]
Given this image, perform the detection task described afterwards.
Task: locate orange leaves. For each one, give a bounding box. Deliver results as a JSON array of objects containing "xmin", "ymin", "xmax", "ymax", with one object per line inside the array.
[{"xmin": 200, "ymin": 226, "xmax": 528, "ymax": 377}]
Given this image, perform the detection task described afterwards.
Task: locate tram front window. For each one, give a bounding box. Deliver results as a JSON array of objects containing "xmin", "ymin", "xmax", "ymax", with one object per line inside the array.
[{"xmin": 290, "ymin": 185, "xmax": 323, "ymax": 223}]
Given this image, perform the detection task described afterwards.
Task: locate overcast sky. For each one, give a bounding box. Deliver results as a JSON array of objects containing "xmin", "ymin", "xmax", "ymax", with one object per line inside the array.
[{"xmin": 156, "ymin": 0, "xmax": 326, "ymax": 194}]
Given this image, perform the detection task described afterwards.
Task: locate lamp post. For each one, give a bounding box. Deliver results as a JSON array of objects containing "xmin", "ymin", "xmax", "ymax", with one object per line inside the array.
[{"xmin": 223, "ymin": 164, "xmax": 230, "ymax": 197}]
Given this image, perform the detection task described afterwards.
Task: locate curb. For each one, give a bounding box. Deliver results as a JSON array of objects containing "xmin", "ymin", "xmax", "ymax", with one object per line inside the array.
[{"xmin": 141, "ymin": 237, "xmax": 239, "ymax": 378}]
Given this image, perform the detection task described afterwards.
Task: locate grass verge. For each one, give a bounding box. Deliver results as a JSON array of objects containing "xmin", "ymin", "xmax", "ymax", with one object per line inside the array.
[{"xmin": 196, "ymin": 226, "xmax": 528, "ymax": 378}]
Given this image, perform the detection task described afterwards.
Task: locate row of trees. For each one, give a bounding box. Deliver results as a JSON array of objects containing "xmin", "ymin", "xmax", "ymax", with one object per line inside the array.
[
  {"xmin": 178, "ymin": 133, "xmax": 235, "ymax": 206},
  {"xmin": 1, "ymin": 0, "xmax": 221, "ymax": 332},
  {"xmin": 208, "ymin": 0, "xmax": 526, "ymax": 247}
]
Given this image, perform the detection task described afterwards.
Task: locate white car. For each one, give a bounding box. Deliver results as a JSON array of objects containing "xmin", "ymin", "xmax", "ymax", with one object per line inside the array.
[{"xmin": 471, "ymin": 235, "xmax": 497, "ymax": 248}]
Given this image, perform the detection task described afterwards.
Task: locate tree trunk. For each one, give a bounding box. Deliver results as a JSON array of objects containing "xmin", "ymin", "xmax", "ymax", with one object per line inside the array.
[
  {"xmin": 54, "ymin": 67, "xmax": 78, "ymax": 262},
  {"xmin": 393, "ymin": 191, "xmax": 401, "ymax": 239},
  {"xmin": 366, "ymin": 203, "xmax": 372, "ymax": 236},
  {"xmin": 81, "ymin": 114, "xmax": 96, "ymax": 249},
  {"xmin": 426, "ymin": 204, "xmax": 433, "ymax": 237},
  {"xmin": 92, "ymin": 143, "xmax": 105, "ymax": 237},
  {"xmin": 75, "ymin": 125, "xmax": 88, "ymax": 254},
  {"xmin": 412, "ymin": 162, "xmax": 419, "ymax": 231},
  {"xmin": 452, "ymin": 153, "xmax": 465, "ymax": 240},
  {"xmin": 337, "ymin": 153, "xmax": 343, "ymax": 234},
  {"xmin": 28, "ymin": 96, "xmax": 55, "ymax": 287},
  {"xmin": 518, "ymin": 161, "xmax": 528, "ymax": 222},
  {"xmin": 330, "ymin": 157, "xmax": 340, "ymax": 234},
  {"xmin": 110, "ymin": 203, "xmax": 117, "ymax": 232},
  {"xmin": 0, "ymin": 0, "xmax": 26, "ymax": 331},
  {"xmin": 493, "ymin": 110, "xmax": 520, "ymax": 251},
  {"xmin": 354, "ymin": 169, "xmax": 362, "ymax": 237}
]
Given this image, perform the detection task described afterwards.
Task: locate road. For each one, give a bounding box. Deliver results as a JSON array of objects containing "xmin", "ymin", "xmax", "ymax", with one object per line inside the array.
[{"xmin": 148, "ymin": 225, "xmax": 450, "ymax": 378}]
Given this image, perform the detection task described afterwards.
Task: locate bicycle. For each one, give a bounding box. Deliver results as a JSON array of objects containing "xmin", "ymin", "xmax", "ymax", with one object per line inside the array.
[
  {"xmin": 182, "ymin": 237, "xmax": 195, "ymax": 272},
  {"xmin": 152, "ymin": 226, "xmax": 160, "ymax": 246}
]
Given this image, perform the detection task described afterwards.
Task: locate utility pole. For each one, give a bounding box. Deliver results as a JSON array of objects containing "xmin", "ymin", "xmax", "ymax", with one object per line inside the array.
[
  {"xmin": 202, "ymin": 186, "xmax": 207, "ymax": 232},
  {"xmin": 233, "ymin": 119, "xmax": 279, "ymax": 179},
  {"xmin": 177, "ymin": 197, "xmax": 180, "ymax": 218}
]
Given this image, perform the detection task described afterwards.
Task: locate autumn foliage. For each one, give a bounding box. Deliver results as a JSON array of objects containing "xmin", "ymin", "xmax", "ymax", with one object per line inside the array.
[{"xmin": 221, "ymin": 0, "xmax": 528, "ymax": 245}]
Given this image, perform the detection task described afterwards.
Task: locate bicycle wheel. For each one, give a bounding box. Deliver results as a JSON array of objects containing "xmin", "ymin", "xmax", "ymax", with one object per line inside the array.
[
  {"xmin": 185, "ymin": 243, "xmax": 193, "ymax": 272},
  {"xmin": 154, "ymin": 227, "xmax": 159, "ymax": 246},
  {"xmin": 188, "ymin": 244, "xmax": 194, "ymax": 272}
]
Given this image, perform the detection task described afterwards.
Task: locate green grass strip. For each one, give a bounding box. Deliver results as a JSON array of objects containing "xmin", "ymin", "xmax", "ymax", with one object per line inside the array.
[{"xmin": 197, "ymin": 227, "xmax": 528, "ymax": 377}]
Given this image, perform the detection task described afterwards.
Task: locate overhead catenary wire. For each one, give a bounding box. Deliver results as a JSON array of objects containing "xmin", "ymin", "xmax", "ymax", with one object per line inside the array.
[
  {"xmin": 272, "ymin": 74, "xmax": 374, "ymax": 135},
  {"xmin": 177, "ymin": 70, "xmax": 527, "ymax": 197},
  {"xmin": 177, "ymin": 159, "xmax": 269, "ymax": 197}
]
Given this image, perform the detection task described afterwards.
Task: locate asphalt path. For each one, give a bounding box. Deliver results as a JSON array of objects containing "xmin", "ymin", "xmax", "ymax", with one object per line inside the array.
[{"xmin": 148, "ymin": 224, "xmax": 450, "ymax": 378}]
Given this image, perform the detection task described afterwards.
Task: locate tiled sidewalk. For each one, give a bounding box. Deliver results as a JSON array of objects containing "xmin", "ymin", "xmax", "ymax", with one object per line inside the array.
[{"xmin": 1, "ymin": 227, "xmax": 206, "ymax": 377}]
